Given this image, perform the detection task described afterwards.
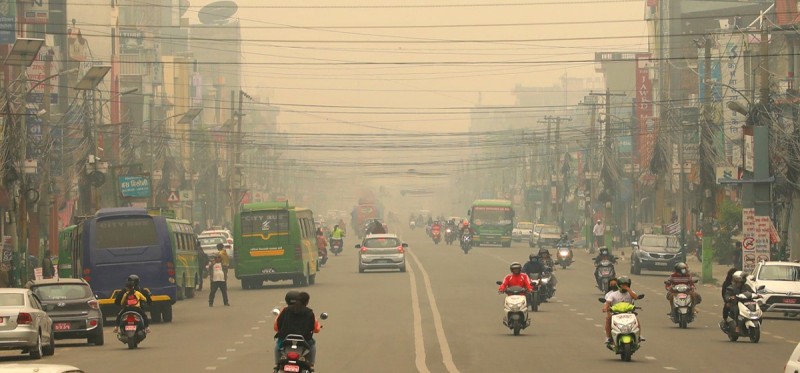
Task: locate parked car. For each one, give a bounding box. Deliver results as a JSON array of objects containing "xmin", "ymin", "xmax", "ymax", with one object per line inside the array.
[
  {"xmin": 746, "ymin": 261, "xmax": 800, "ymax": 316},
  {"xmin": 198, "ymin": 234, "xmax": 228, "ymax": 258},
  {"xmin": 531, "ymin": 225, "xmax": 560, "ymax": 248},
  {"xmin": 512, "ymin": 221, "xmax": 534, "ymax": 243},
  {"xmin": 357, "ymin": 234, "xmax": 407, "ymax": 273},
  {"xmin": 200, "ymin": 229, "xmax": 234, "ymax": 255},
  {"xmin": 630, "ymin": 234, "xmax": 685, "ymax": 274},
  {"xmin": 26, "ymin": 278, "xmax": 103, "ymax": 346},
  {"xmin": 0, "ymin": 288, "xmax": 55, "ymax": 359},
  {"xmin": 786, "ymin": 341, "xmax": 800, "ymax": 373},
  {"xmin": 0, "ymin": 364, "xmax": 83, "ymax": 373}
]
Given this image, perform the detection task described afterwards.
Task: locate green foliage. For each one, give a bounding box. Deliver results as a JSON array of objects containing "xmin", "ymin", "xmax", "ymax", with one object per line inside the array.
[{"xmin": 713, "ymin": 200, "xmax": 743, "ymax": 264}]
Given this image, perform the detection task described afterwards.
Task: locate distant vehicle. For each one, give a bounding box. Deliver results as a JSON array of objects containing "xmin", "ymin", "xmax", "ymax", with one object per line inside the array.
[
  {"xmin": 200, "ymin": 229, "xmax": 234, "ymax": 255},
  {"xmin": 630, "ymin": 234, "xmax": 684, "ymax": 274},
  {"xmin": 512, "ymin": 221, "xmax": 534, "ymax": 243},
  {"xmin": 357, "ymin": 234, "xmax": 407, "ymax": 273},
  {"xmin": 533, "ymin": 225, "xmax": 561, "ymax": 248},
  {"xmin": 0, "ymin": 364, "xmax": 83, "ymax": 373},
  {"xmin": 199, "ymin": 235, "xmax": 228, "ymax": 258},
  {"xmin": 746, "ymin": 261, "xmax": 800, "ymax": 316},
  {"xmin": 233, "ymin": 201, "xmax": 319, "ymax": 289},
  {"xmin": 785, "ymin": 341, "xmax": 800, "ymax": 373},
  {"xmin": 0, "ymin": 288, "xmax": 55, "ymax": 359},
  {"xmin": 27, "ymin": 279, "xmax": 104, "ymax": 346},
  {"xmin": 468, "ymin": 199, "xmax": 514, "ymax": 247}
]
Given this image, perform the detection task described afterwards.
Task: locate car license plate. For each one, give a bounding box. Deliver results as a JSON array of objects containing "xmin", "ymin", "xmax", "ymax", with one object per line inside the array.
[
  {"xmin": 124, "ymin": 325, "xmax": 137, "ymax": 331},
  {"xmin": 283, "ymin": 365, "xmax": 300, "ymax": 372},
  {"xmin": 677, "ymin": 293, "xmax": 688, "ymax": 299},
  {"xmin": 54, "ymin": 322, "xmax": 71, "ymax": 331},
  {"xmin": 654, "ymin": 262, "xmax": 668, "ymax": 266},
  {"xmin": 785, "ymin": 298, "xmax": 798, "ymax": 304}
]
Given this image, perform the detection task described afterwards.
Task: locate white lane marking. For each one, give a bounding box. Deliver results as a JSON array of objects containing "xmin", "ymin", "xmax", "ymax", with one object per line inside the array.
[
  {"xmin": 570, "ymin": 309, "xmax": 577, "ymax": 312},
  {"xmin": 234, "ymin": 341, "xmax": 244, "ymax": 344},
  {"xmin": 577, "ymin": 313, "xmax": 585, "ymax": 316},
  {"xmin": 258, "ymin": 320, "xmax": 266, "ymax": 324},
  {"xmin": 251, "ymin": 327, "xmax": 260, "ymax": 330},
  {"xmin": 763, "ymin": 331, "xmax": 772, "ymax": 335},
  {"xmin": 407, "ymin": 259, "xmax": 430, "ymax": 373},
  {"xmin": 408, "ymin": 250, "xmax": 460, "ymax": 373},
  {"xmin": 205, "ymin": 367, "xmax": 217, "ymax": 371},
  {"xmin": 774, "ymin": 335, "xmax": 785, "ymax": 340},
  {"xmin": 594, "ymin": 324, "xmax": 603, "ymax": 328},
  {"xmin": 244, "ymin": 334, "xmax": 252, "ymax": 338},
  {"xmin": 788, "ymin": 340, "xmax": 798, "ymax": 344},
  {"xmin": 217, "ymin": 357, "xmax": 227, "ymax": 360},
  {"xmin": 585, "ymin": 318, "xmax": 594, "ymax": 321},
  {"xmin": 664, "ymin": 367, "xmax": 678, "ymax": 371},
  {"xmin": 646, "ymin": 356, "xmax": 657, "ymax": 360},
  {"xmin": 226, "ymin": 348, "xmax": 236, "ymax": 352}
]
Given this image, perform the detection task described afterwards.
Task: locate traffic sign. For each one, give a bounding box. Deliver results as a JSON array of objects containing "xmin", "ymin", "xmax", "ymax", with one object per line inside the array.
[
  {"xmin": 742, "ymin": 236, "xmax": 755, "ymax": 250},
  {"xmin": 179, "ymin": 190, "xmax": 193, "ymax": 202},
  {"xmin": 167, "ymin": 191, "xmax": 180, "ymax": 203}
]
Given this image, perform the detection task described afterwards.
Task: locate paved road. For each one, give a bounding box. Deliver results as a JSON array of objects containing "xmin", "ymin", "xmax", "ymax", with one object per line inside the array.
[{"xmin": 1, "ymin": 230, "xmax": 796, "ymax": 372}]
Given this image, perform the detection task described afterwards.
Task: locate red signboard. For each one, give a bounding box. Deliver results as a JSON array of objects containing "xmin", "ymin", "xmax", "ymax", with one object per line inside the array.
[{"xmin": 636, "ymin": 53, "xmax": 655, "ymax": 169}]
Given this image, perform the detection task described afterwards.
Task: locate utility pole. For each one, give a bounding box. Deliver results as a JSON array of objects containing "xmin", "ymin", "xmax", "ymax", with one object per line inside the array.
[
  {"xmin": 228, "ymin": 89, "xmax": 245, "ymax": 227},
  {"xmin": 41, "ymin": 53, "xmax": 55, "ymax": 259},
  {"xmin": 699, "ymin": 35, "xmax": 717, "ymax": 282},
  {"xmin": 590, "ymin": 90, "xmax": 626, "ymax": 249}
]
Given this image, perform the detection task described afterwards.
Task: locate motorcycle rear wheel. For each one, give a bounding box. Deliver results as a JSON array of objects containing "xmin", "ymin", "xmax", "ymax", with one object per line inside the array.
[
  {"xmin": 727, "ymin": 325, "xmax": 739, "ymax": 342},
  {"xmin": 128, "ymin": 339, "xmax": 137, "ymax": 349},
  {"xmin": 678, "ymin": 314, "xmax": 688, "ymax": 329},
  {"xmin": 532, "ymin": 292, "xmax": 540, "ymax": 312}
]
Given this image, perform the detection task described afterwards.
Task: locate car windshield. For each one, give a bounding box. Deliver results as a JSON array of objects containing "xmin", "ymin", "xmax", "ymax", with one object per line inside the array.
[
  {"xmin": 0, "ymin": 293, "xmax": 24, "ymax": 306},
  {"xmin": 200, "ymin": 236, "xmax": 225, "ymax": 246},
  {"xmin": 517, "ymin": 222, "xmax": 533, "ymax": 230},
  {"xmin": 758, "ymin": 265, "xmax": 800, "ymax": 281},
  {"xmin": 364, "ymin": 237, "xmax": 400, "ymax": 248},
  {"xmin": 640, "ymin": 236, "xmax": 680, "ymax": 252},
  {"xmin": 32, "ymin": 284, "xmax": 92, "ymax": 301},
  {"xmin": 540, "ymin": 226, "xmax": 559, "ymax": 234}
]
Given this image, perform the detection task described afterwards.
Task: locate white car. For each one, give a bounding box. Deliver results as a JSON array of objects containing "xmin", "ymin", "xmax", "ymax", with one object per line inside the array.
[
  {"xmin": 746, "ymin": 261, "xmax": 800, "ymax": 316},
  {"xmin": 200, "ymin": 229, "xmax": 234, "ymax": 257},
  {"xmin": 786, "ymin": 341, "xmax": 800, "ymax": 373},
  {"xmin": 0, "ymin": 365, "xmax": 83, "ymax": 373},
  {"xmin": 512, "ymin": 221, "xmax": 534, "ymax": 242}
]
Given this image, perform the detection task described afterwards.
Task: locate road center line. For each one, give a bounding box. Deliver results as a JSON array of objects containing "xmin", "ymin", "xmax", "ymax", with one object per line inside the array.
[
  {"xmin": 408, "ymin": 250, "xmax": 460, "ymax": 373},
  {"xmin": 407, "ymin": 259, "xmax": 431, "ymax": 373}
]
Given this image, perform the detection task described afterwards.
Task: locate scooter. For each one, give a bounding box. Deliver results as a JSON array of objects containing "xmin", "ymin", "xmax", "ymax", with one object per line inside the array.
[
  {"xmin": 445, "ymin": 228, "xmax": 455, "ymax": 245},
  {"xmin": 495, "ymin": 281, "xmax": 530, "ymax": 336},
  {"xmin": 598, "ymin": 294, "xmax": 645, "ymax": 362},
  {"xmin": 719, "ymin": 288, "xmax": 764, "ymax": 343},
  {"xmin": 537, "ymin": 270, "xmax": 556, "ymax": 302},
  {"xmin": 409, "ymin": 220, "xmax": 416, "ymax": 230},
  {"xmin": 460, "ymin": 233, "xmax": 472, "ymax": 254},
  {"xmin": 272, "ymin": 309, "xmax": 329, "ymax": 373},
  {"xmin": 330, "ymin": 238, "xmax": 343, "ymax": 256},
  {"xmin": 527, "ymin": 276, "xmax": 541, "ymax": 312},
  {"xmin": 318, "ymin": 249, "xmax": 328, "ymax": 266},
  {"xmin": 666, "ymin": 279, "xmax": 698, "ymax": 328},
  {"xmin": 555, "ymin": 242, "xmax": 573, "ymax": 269},
  {"xmin": 595, "ymin": 260, "xmax": 616, "ymax": 293},
  {"xmin": 431, "ymin": 229, "xmax": 441, "ymax": 245},
  {"xmin": 116, "ymin": 310, "xmax": 147, "ymax": 349}
]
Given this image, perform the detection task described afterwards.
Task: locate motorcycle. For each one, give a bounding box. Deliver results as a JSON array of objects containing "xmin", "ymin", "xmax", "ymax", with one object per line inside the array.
[
  {"xmin": 445, "ymin": 228, "xmax": 455, "ymax": 245},
  {"xmin": 598, "ymin": 294, "xmax": 645, "ymax": 362},
  {"xmin": 719, "ymin": 287, "xmax": 764, "ymax": 343},
  {"xmin": 460, "ymin": 233, "xmax": 472, "ymax": 254},
  {"xmin": 330, "ymin": 238, "xmax": 343, "ymax": 256},
  {"xmin": 431, "ymin": 227, "xmax": 441, "ymax": 245},
  {"xmin": 526, "ymin": 275, "xmax": 542, "ymax": 312},
  {"xmin": 318, "ymin": 249, "xmax": 328, "ymax": 266},
  {"xmin": 595, "ymin": 259, "xmax": 616, "ymax": 293},
  {"xmin": 272, "ymin": 309, "xmax": 329, "ymax": 373},
  {"xmin": 116, "ymin": 310, "xmax": 147, "ymax": 349},
  {"xmin": 666, "ymin": 279, "xmax": 698, "ymax": 328},
  {"xmin": 530, "ymin": 271, "xmax": 555, "ymax": 303},
  {"xmin": 555, "ymin": 241, "xmax": 573, "ymax": 269},
  {"xmin": 409, "ymin": 220, "xmax": 416, "ymax": 230},
  {"xmin": 495, "ymin": 281, "xmax": 530, "ymax": 336}
]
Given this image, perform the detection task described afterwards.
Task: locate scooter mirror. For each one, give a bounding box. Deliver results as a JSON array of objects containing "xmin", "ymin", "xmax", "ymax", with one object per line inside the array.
[
  {"xmin": 757, "ymin": 285, "xmax": 766, "ymax": 291},
  {"xmin": 496, "ymin": 281, "xmax": 503, "ymax": 285},
  {"xmin": 663, "ymin": 280, "xmax": 670, "ymax": 285},
  {"xmin": 636, "ymin": 294, "xmax": 645, "ymax": 300},
  {"xmin": 598, "ymin": 297, "xmax": 606, "ymax": 303},
  {"xmin": 320, "ymin": 312, "xmax": 329, "ymax": 320},
  {"xmin": 271, "ymin": 308, "xmax": 280, "ymax": 316},
  {"xmin": 692, "ymin": 279, "xmax": 699, "ymax": 283}
]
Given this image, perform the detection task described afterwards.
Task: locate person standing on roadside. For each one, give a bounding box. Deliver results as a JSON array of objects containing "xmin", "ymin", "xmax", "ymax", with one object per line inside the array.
[
  {"xmin": 216, "ymin": 243, "xmax": 230, "ymax": 276},
  {"xmin": 593, "ymin": 220, "xmax": 605, "ymax": 250},
  {"xmin": 208, "ymin": 256, "xmax": 229, "ymax": 307}
]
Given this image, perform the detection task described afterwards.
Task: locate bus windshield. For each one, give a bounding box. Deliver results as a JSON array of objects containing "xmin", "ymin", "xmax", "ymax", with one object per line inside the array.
[
  {"xmin": 95, "ymin": 218, "xmax": 158, "ymax": 249},
  {"xmin": 472, "ymin": 207, "xmax": 513, "ymax": 225},
  {"xmin": 241, "ymin": 211, "xmax": 289, "ymax": 234}
]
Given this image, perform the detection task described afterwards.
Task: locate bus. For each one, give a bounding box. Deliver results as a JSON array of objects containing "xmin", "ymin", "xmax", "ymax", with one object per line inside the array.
[
  {"xmin": 57, "ymin": 225, "xmax": 78, "ymax": 278},
  {"xmin": 61, "ymin": 207, "xmax": 195, "ymax": 323},
  {"xmin": 233, "ymin": 201, "xmax": 319, "ymax": 290},
  {"xmin": 468, "ymin": 199, "xmax": 515, "ymax": 247}
]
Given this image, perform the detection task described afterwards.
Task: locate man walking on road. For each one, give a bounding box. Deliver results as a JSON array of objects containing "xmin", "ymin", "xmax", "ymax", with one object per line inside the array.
[
  {"xmin": 208, "ymin": 256, "xmax": 229, "ymax": 307},
  {"xmin": 593, "ymin": 220, "xmax": 605, "ymax": 250}
]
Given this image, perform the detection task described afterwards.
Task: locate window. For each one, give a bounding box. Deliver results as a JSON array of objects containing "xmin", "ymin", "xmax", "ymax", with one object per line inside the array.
[
  {"xmin": 241, "ymin": 211, "xmax": 289, "ymax": 234},
  {"xmin": 758, "ymin": 265, "xmax": 800, "ymax": 281},
  {"xmin": 0, "ymin": 293, "xmax": 24, "ymax": 306},
  {"xmin": 32, "ymin": 284, "xmax": 91, "ymax": 301},
  {"xmin": 95, "ymin": 218, "xmax": 158, "ymax": 249}
]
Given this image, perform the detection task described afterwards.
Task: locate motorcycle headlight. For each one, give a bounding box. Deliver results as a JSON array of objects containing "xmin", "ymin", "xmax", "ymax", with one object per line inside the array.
[{"xmin": 541, "ymin": 278, "xmax": 549, "ymax": 284}]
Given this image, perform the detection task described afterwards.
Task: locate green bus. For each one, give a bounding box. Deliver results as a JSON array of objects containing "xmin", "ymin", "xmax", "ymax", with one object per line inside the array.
[
  {"xmin": 468, "ymin": 199, "xmax": 515, "ymax": 247},
  {"xmin": 165, "ymin": 218, "xmax": 200, "ymax": 300},
  {"xmin": 233, "ymin": 201, "xmax": 319, "ymax": 290}
]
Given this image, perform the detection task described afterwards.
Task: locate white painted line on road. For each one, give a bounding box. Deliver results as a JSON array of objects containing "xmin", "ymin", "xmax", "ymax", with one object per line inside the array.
[
  {"xmin": 408, "ymin": 250, "xmax": 460, "ymax": 373},
  {"xmin": 774, "ymin": 335, "xmax": 785, "ymax": 340},
  {"xmin": 234, "ymin": 341, "xmax": 244, "ymax": 344},
  {"xmin": 577, "ymin": 313, "xmax": 585, "ymax": 316},
  {"xmin": 217, "ymin": 357, "xmax": 227, "ymax": 360},
  {"xmin": 244, "ymin": 334, "xmax": 252, "ymax": 338},
  {"xmin": 562, "ymin": 304, "xmax": 569, "ymax": 307},
  {"xmin": 664, "ymin": 367, "xmax": 678, "ymax": 371},
  {"xmin": 204, "ymin": 367, "xmax": 217, "ymax": 371},
  {"xmin": 763, "ymin": 331, "xmax": 772, "ymax": 335},
  {"xmin": 251, "ymin": 327, "xmax": 260, "ymax": 330},
  {"xmin": 226, "ymin": 348, "xmax": 236, "ymax": 352},
  {"xmin": 594, "ymin": 324, "xmax": 603, "ymax": 328},
  {"xmin": 585, "ymin": 318, "xmax": 594, "ymax": 321},
  {"xmin": 570, "ymin": 309, "xmax": 577, "ymax": 312},
  {"xmin": 646, "ymin": 356, "xmax": 657, "ymax": 360},
  {"xmin": 406, "ymin": 259, "xmax": 430, "ymax": 373},
  {"xmin": 258, "ymin": 320, "xmax": 266, "ymax": 324},
  {"xmin": 788, "ymin": 340, "xmax": 798, "ymax": 344}
]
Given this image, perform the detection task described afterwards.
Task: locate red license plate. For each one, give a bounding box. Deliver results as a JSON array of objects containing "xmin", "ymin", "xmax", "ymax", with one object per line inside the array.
[
  {"xmin": 677, "ymin": 294, "xmax": 688, "ymax": 299},
  {"xmin": 283, "ymin": 365, "xmax": 300, "ymax": 373},
  {"xmin": 54, "ymin": 322, "xmax": 71, "ymax": 331},
  {"xmin": 124, "ymin": 325, "xmax": 137, "ymax": 331},
  {"xmin": 785, "ymin": 298, "xmax": 798, "ymax": 304}
]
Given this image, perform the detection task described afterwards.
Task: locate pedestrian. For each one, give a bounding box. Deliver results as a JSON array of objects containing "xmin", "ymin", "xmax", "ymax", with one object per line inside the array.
[
  {"xmin": 216, "ymin": 243, "xmax": 230, "ymax": 275},
  {"xmin": 0, "ymin": 263, "xmax": 9, "ymax": 288},
  {"xmin": 196, "ymin": 240, "xmax": 208, "ymax": 291},
  {"xmin": 41, "ymin": 255, "xmax": 54, "ymax": 279},
  {"xmin": 208, "ymin": 256, "xmax": 229, "ymax": 307},
  {"xmin": 593, "ymin": 220, "xmax": 605, "ymax": 249}
]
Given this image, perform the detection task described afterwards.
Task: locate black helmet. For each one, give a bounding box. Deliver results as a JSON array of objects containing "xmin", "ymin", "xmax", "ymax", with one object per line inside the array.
[
  {"xmin": 599, "ymin": 247, "xmax": 609, "ymax": 255},
  {"xmin": 127, "ymin": 274, "xmax": 140, "ymax": 287},
  {"xmin": 510, "ymin": 262, "xmax": 522, "ymax": 272},
  {"xmin": 529, "ymin": 254, "xmax": 539, "ymax": 262},
  {"xmin": 674, "ymin": 263, "xmax": 688, "ymax": 274},
  {"xmin": 284, "ymin": 290, "xmax": 300, "ymax": 306},
  {"xmin": 125, "ymin": 280, "xmax": 136, "ymax": 289}
]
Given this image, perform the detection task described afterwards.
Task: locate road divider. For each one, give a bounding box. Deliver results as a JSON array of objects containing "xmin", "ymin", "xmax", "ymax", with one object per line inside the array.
[{"xmin": 407, "ymin": 260, "xmax": 431, "ymax": 373}]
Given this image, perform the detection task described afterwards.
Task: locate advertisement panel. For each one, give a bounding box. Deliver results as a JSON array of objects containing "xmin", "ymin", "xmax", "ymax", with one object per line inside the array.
[
  {"xmin": 635, "ymin": 53, "xmax": 654, "ymax": 169},
  {"xmin": 119, "ymin": 175, "xmax": 151, "ymax": 198}
]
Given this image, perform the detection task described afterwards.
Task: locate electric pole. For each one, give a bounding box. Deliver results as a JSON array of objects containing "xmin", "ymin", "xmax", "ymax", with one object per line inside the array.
[{"xmin": 590, "ymin": 90, "xmax": 626, "ymax": 249}]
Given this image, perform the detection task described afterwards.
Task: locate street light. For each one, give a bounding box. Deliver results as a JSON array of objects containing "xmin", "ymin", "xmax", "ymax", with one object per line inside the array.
[
  {"xmin": 4, "ymin": 38, "xmax": 43, "ymax": 286},
  {"xmin": 75, "ymin": 65, "xmax": 111, "ymax": 91}
]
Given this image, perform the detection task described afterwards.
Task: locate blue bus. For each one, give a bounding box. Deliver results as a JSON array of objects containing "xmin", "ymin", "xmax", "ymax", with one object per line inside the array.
[{"xmin": 67, "ymin": 208, "xmax": 179, "ymax": 323}]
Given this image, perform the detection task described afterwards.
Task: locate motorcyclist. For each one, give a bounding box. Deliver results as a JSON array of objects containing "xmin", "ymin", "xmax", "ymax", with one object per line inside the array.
[
  {"xmin": 498, "ymin": 262, "xmax": 533, "ymax": 293},
  {"xmin": 522, "ymin": 254, "xmax": 545, "ymax": 277},
  {"xmin": 331, "ymin": 224, "xmax": 345, "ymax": 240},
  {"xmin": 430, "ymin": 221, "xmax": 442, "ymax": 238},
  {"xmin": 593, "ymin": 247, "xmax": 618, "ymax": 287},
  {"xmin": 602, "ymin": 276, "xmax": 641, "ymax": 344},
  {"xmin": 113, "ymin": 280, "xmax": 150, "ymax": 334},
  {"xmin": 274, "ymin": 291, "xmax": 321, "ymax": 371},
  {"xmin": 114, "ymin": 274, "xmax": 153, "ymax": 307},
  {"xmin": 315, "ymin": 229, "xmax": 328, "ymax": 265},
  {"xmin": 537, "ymin": 248, "xmax": 554, "ymax": 268},
  {"xmin": 665, "ymin": 263, "xmax": 700, "ymax": 314},
  {"xmin": 556, "ymin": 233, "xmax": 574, "ymax": 261},
  {"xmin": 722, "ymin": 270, "xmax": 748, "ymax": 333}
]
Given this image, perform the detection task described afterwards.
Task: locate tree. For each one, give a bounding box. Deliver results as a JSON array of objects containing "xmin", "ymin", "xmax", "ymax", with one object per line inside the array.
[{"xmin": 713, "ymin": 199, "xmax": 742, "ymax": 264}]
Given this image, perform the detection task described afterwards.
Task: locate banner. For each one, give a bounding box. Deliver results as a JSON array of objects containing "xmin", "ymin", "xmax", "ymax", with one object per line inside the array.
[{"xmin": 635, "ymin": 53, "xmax": 655, "ymax": 169}]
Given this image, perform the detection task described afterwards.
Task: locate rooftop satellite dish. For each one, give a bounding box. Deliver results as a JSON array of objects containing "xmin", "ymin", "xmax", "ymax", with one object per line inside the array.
[{"xmin": 198, "ymin": 1, "xmax": 237, "ymax": 25}]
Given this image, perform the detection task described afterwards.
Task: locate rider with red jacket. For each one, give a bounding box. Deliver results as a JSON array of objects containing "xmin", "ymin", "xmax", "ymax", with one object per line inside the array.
[{"xmin": 498, "ymin": 262, "xmax": 533, "ymax": 293}]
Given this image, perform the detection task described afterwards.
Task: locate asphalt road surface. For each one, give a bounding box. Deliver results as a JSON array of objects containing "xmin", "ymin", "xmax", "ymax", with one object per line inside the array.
[{"xmin": 2, "ymin": 230, "xmax": 797, "ymax": 372}]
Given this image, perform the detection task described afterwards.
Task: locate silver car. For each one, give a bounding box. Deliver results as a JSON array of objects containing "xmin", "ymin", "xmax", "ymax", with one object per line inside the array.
[
  {"xmin": 357, "ymin": 234, "xmax": 408, "ymax": 273},
  {"xmin": 0, "ymin": 288, "xmax": 55, "ymax": 359}
]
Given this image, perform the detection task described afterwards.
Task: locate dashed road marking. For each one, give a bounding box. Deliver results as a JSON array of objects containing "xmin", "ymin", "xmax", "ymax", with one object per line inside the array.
[
  {"xmin": 594, "ymin": 324, "xmax": 603, "ymax": 328},
  {"xmin": 226, "ymin": 348, "xmax": 236, "ymax": 352},
  {"xmin": 205, "ymin": 367, "xmax": 217, "ymax": 371},
  {"xmin": 258, "ymin": 320, "xmax": 266, "ymax": 324},
  {"xmin": 585, "ymin": 318, "xmax": 594, "ymax": 321},
  {"xmin": 788, "ymin": 340, "xmax": 798, "ymax": 344},
  {"xmin": 251, "ymin": 326, "xmax": 260, "ymax": 330},
  {"xmin": 577, "ymin": 313, "xmax": 585, "ymax": 316},
  {"xmin": 234, "ymin": 341, "xmax": 244, "ymax": 344},
  {"xmin": 774, "ymin": 335, "xmax": 785, "ymax": 340},
  {"xmin": 570, "ymin": 309, "xmax": 577, "ymax": 312},
  {"xmin": 664, "ymin": 367, "xmax": 678, "ymax": 371},
  {"xmin": 763, "ymin": 331, "xmax": 772, "ymax": 335},
  {"xmin": 646, "ymin": 356, "xmax": 657, "ymax": 360},
  {"xmin": 217, "ymin": 357, "xmax": 227, "ymax": 360},
  {"xmin": 244, "ymin": 334, "xmax": 252, "ymax": 338}
]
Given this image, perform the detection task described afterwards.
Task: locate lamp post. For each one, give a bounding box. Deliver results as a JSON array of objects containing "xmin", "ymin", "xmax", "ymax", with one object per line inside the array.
[{"xmin": 3, "ymin": 38, "xmax": 44, "ymax": 286}]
